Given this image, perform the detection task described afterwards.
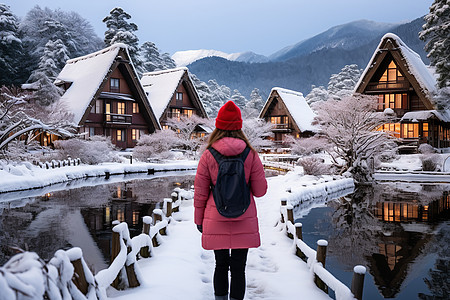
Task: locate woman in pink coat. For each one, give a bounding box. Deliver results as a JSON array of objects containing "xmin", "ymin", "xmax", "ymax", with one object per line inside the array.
[{"xmin": 194, "ymin": 101, "xmax": 267, "ymax": 300}]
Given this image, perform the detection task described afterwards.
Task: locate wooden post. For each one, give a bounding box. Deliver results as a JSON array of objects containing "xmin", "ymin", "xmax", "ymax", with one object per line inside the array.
[
  {"xmin": 315, "ymin": 239, "xmax": 328, "ymax": 293},
  {"xmin": 71, "ymin": 258, "xmax": 88, "ymax": 295},
  {"xmin": 165, "ymin": 198, "xmax": 173, "ymax": 218},
  {"xmin": 140, "ymin": 216, "xmax": 152, "ymax": 258},
  {"xmin": 294, "ymin": 223, "xmax": 306, "ymax": 260},
  {"xmin": 125, "ymin": 246, "xmax": 140, "ymax": 288},
  {"xmin": 351, "ymin": 265, "xmax": 366, "ymax": 300},
  {"xmin": 286, "ymin": 205, "xmax": 294, "ymax": 239},
  {"xmin": 111, "ymin": 231, "xmax": 121, "ymax": 289},
  {"xmin": 153, "ymin": 210, "xmax": 166, "ymax": 236},
  {"xmin": 171, "ymin": 191, "xmax": 179, "ymax": 212},
  {"xmin": 280, "ymin": 198, "xmax": 287, "ymax": 223}
]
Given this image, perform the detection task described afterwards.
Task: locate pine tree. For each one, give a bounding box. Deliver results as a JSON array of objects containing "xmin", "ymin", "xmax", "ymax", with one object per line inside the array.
[
  {"xmin": 231, "ymin": 89, "xmax": 247, "ymax": 109},
  {"xmin": 305, "ymin": 85, "xmax": 329, "ymax": 110},
  {"xmin": 420, "ymin": 0, "xmax": 450, "ymax": 88},
  {"xmin": 0, "ymin": 4, "xmax": 24, "ymax": 86},
  {"xmin": 27, "ymin": 39, "xmax": 68, "ymax": 106},
  {"xmin": 20, "ymin": 6, "xmax": 103, "ymax": 81},
  {"xmin": 103, "ymin": 7, "xmax": 143, "ymax": 74},
  {"xmin": 140, "ymin": 41, "xmax": 176, "ymax": 72},
  {"xmin": 327, "ymin": 64, "xmax": 362, "ymax": 100},
  {"xmin": 244, "ymin": 88, "xmax": 264, "ymax": 117}
]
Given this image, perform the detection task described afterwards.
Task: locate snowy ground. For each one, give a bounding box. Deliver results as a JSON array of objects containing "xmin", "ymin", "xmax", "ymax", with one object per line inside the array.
[
  {"xmin": 106, "ymin": 170, "xmax": 355, "ymax": 300},
  {"xmin": 1, "ymin": 153, "xmax": 449, "ymax": 299}
]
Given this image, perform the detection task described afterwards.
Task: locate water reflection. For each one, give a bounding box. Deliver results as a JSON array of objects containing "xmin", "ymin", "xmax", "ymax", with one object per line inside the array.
[
  {"xmin": 0, "ymin": 172, "xmax": 195, "ymax": 273},
  {"xmin": 297, "ymin": 182, "xmax": 450, "ymax": 299}
]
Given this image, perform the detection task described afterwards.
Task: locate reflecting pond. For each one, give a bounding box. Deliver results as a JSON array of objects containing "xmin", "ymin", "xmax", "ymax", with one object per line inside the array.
[
  {"xmin": 0, "ymin": 171, "xmax": 196, "ymax": 273},
  {"xmin": 295, "ymin": 182, "xmax": 450, "ymax": 299}
]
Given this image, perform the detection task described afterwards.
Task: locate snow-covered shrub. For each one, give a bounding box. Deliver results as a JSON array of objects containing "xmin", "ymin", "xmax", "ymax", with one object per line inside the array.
[
  {"xmin": 419, "ymin": 143, "xmax": 438, "ymax": 154},
  {"xmin": 376, "ymin": 149, "xmax": 398, "ymax": 163},
  {"xmin": 289, "ymin": 136, "xmax": 327, "ymax": 156},
  {"xmin": 421, "ymin": 154, "xmax": 441, "ymax": 171},
  {"xmin": 298, "ymin": 157, "xmax": 330, "ymax": 176},
  {"xmin": 133, "ymin": 130, "xmax": 182, "ymax": 161},
  {"xmin": 54, "ymin": 136, "xmax": 117, "ymax": 164}
]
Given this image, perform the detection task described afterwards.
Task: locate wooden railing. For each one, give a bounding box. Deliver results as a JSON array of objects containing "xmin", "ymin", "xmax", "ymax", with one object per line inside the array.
[
  {"xmin": 105, "ymin": 113, "xmax": 132, "ymax": 124},
  {"xmin": 280, "ymin": 199, "xmax": 366, "ymax": 300},
  {"xmin": 0, "ymin": 188, "xmax": 190, "ymax": 300},
  {"xmin": 35, "ymin": 157, "xmax": 82, "ymax": 169}
]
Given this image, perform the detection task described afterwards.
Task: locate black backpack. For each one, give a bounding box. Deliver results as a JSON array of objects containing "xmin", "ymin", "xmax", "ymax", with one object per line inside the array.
[{"xmin": 208, "ymin": 146, "xmax": 251, "ymax": 218}]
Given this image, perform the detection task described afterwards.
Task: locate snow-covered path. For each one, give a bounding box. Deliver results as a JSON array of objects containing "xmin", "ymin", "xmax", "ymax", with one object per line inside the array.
[{"xmin": 107, "ymin": 174, "xmax": 336, "ymax": 300}]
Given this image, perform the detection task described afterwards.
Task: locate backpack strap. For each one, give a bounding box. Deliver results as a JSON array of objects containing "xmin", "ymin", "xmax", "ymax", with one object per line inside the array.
[
  {"xmin": 208, "ymin": 146, "xmax": 251, "ymax": 163},
  {"xmin": 208, "ymin": 147, "xmax": 224, "ymax": 164}
]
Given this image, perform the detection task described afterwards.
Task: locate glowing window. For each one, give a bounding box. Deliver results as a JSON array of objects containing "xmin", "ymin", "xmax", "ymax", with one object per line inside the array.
[
  {"xmin": 133, "ymin": 103, "xmax": 139, "ymax": 113},
  {"xmin": 118, "ymin": 102, "xmax": 125, "ymax": 114}
]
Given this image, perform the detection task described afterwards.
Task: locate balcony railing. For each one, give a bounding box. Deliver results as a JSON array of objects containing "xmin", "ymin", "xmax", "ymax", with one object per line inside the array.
[
  {"xmin": 105, "ymin": 113, "xmax": 132, "ymax": 124},
  {"xmin": 366, "ymin": 81, "xmax": 410, "ymax": 91},
  {"xmin": 272, "ymin": 123, "xmax": 291, "ymax": 132}
]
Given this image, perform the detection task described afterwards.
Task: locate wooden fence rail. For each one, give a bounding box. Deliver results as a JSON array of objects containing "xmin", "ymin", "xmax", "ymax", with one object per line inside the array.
[
  {"xmin": 35, "ymin": 157, "xmax": 82, "ymax": 169},
  {"xmin": 280, "ymin": 198, "xmax": 366, "ymax": 300},
  {"xmin": 0, "ymin": 187, "xmax": 190, "ymax": 300}
]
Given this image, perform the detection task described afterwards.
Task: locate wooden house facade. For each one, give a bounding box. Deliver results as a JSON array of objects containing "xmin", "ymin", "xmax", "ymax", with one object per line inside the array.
[
  {"xmin": 55, "ymin": 43, "xmax": 160, "ymax": 149},
  {"xmin": 355, "ymin": 33, "xmax": 450, "ymax": 150},
  {"xmin": 259, "ymin": 87, "xmax": 316, "ymax": 146},
  {"xmin": 140, "ymin": 67, "xmax": 208, "ymax": 130}
]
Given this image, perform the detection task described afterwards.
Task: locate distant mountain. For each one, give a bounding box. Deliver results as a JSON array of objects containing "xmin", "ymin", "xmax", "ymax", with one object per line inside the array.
[
  {"xmin": 269, "ymin": 20, "xmax": 401, "ymax": 62},
  {"xmin": 172, "ymin": 49, "xmax": 269, "ymax": 67},
  {"xmin": 188, "ymin": 17, "xmax": 427, "ymax": 99}
]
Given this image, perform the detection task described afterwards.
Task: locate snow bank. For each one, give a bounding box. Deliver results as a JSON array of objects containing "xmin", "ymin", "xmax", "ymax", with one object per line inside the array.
[{"xmin": 0, "ymin": 160, "xmax": 198, "ymax": 195}]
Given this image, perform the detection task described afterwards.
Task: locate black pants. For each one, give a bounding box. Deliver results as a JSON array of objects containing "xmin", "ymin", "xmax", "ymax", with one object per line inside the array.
[{"xmin": 213, "ymin": 248, "xmax": 249, "ymax": 300}]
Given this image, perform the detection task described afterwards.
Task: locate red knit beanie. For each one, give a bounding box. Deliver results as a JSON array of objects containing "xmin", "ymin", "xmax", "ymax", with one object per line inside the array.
[{"xmin": 215, "ymin": 101, "xmax": 242, "ymax": 130}]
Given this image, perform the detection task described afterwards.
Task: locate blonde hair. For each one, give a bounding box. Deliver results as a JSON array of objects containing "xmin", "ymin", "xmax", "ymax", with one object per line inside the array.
[{"xmin": 206, "ymin": 128, "xmax": 255, "ymax": 152}]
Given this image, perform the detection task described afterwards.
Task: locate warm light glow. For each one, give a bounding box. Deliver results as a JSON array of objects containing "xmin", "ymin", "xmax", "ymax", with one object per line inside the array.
[
  {"xmin": 105, "ymin": 206, "xmax": 111, "ymax": 223},
  {"xmin": 117, "ymin": 209, "xmax": 125, "ymax": 222}
]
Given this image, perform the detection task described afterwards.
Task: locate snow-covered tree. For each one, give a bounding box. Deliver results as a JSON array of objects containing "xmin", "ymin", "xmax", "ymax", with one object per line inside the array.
[
  {"xmin": 27, "ymin": 39, "xmax": 69, "ymax": 105},
  {"xmin": 314, "ymin": 94, "xmax": 397, "ymax": 182},
  {"xmin": 242, "ymin": 118, "xmax": 273, "ymax": 151},
  {"xmin": 165, "ymin": 114, "xmax": 213, "ymax": 156},
  {"xmin": 305, "ymin": 85, "xmax": 329, "ymax": 110},
  {"xmin": 231, "ymin": 89, "xmax": 247, "ymax": 109},
  {"xmin": 327, "ymin": 64, "xmax": 362, "ymax": 100},
  {"xmin": 133, "ymin": 129, "xmax": 182, "ymax": 161},
  {"xmin": 140, "ymin": 41, "xmax": 176, "ymax": 72},
  {"xmin": 420, "ymin": 0, "xmax": 450, "ymax": 88},
  {"xmin": 55, "ymin": 135, "xmax": 117, "ymax": 164},
  {"xmin": 244, "ymin": 88, "xmax": 264, "ymax": 118},
  {"xmin": 433, "ymin": 87, "xmax": 450, "ymax": 111},
  {"xmin": 0, "ymin": 4, "xmax": 24, "ymax": 86},
  {"xmin": 20, "ymin": 6, "xmax": 103, "ymax": 77},
  {"xmin": 0, "ymin": 86, "xmax": 76, "ymax": 154},
  {"xmin": 103, "ymin": 7, "xmax": 143, "ymax": 74},
  {"xmin": 190, "ymin": 74, "xmax": 229, "ymax": 117}
]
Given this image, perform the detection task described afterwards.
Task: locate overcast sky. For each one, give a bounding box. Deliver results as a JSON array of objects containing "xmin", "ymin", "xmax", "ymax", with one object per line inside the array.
[{"xmin": 6, "ymin": 0, "xmax": 433, "ymax": 56}]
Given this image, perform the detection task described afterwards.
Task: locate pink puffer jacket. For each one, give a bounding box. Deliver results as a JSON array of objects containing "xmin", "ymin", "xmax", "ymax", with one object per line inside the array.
[{"xmin": 194, "ymin": 137, "xmax": 268, "ymax": 250}]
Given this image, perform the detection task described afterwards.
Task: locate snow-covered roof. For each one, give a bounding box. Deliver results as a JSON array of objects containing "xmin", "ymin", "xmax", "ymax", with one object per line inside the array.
[
  {"xmin": 355, "ymin": 33, "xmax": 437, "ymax": 98},
  {"xmin": 271, "ymin": 87, "xmax": 317, "ymax": 132},
  {"xmin": 196, "ymin": 124, "xmax": 214, "ymax": 133},
  {"xmin": 55, "ymin": 43, "xmax": 130, "ymax": 124},
  {"xmin": 140, "ymin": 67, "xmax": 188, "ymax": 120},
  {"xmin": 401, "ymin": 110, "xmax": 450, "ymax": 123}
]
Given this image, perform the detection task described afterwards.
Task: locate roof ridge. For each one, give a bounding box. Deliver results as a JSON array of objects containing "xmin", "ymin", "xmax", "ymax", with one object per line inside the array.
[
  {"xmin": 66, "ymin": 43, "xmax": 127, "ymax": 64},
  {"xmin": 141, "ymin": 67, "xmax": 188, "ymax": 77}
]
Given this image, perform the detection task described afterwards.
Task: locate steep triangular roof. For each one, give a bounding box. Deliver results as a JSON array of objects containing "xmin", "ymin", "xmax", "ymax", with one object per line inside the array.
[
  {"xmin": 355, "ymin": 33, "xmax": 437, "ymax": 109},
  {"xmin": 55, "ymin": 43, "xmax": 160, "ymax": 129},
  {"xmin": 259, "ymin": 87, "xmax": 317, "ymax": 132},
  {"xmin": 140, "ymin": 67, "xmax": 208, "ymax": 121}
]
